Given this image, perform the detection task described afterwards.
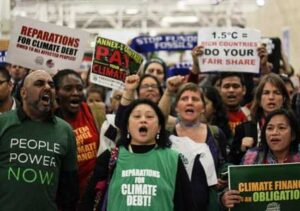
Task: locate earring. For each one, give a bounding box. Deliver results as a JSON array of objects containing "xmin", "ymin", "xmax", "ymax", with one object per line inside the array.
[
  {"xmin": 156, "ymin": 133, "xmax": 160, "ymax": 140},
  {"xmin": 127, "ymin": 132, "xmax": 131, "ymax": 139}
]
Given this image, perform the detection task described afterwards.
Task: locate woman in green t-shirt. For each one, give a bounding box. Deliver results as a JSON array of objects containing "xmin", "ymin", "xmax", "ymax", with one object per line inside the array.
[{"xmin": 80, "ymin": 99, "xmax": 195, "ymax": 211}]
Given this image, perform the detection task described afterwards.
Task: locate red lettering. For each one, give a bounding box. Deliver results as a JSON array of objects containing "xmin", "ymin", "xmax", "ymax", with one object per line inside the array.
[
  {"xmin": 32, "ymin": 28, "xmax": 39, "ymax": 37},
  {"xmin": 123, "ymin": 53, "xmax": 129, "ymax": 69},
  {"xmin": 95, "ymin": 46, "xmax": 109, "ymax": 60},
  {"xmin": 20, "ymin": 26, "xmax": 27, "ymax": 35},
  {"xmin": 109, "ymin": 50, "xmax": 122, "ymax": 66},
  {"xmin": 74, "ymin": 39, "xmax": 80, "ymax": 48}
]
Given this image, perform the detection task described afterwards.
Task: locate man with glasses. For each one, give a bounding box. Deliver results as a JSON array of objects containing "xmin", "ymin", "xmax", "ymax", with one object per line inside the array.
[{"xmin": 0, "ymin": 66, "xmax": 19, "ymax": 114}]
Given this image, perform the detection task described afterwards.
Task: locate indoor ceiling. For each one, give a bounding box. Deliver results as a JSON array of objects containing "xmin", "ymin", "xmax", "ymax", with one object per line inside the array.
[{"xmin": 9, "ymin": 0, "xmax": 267, "ymax": 34}]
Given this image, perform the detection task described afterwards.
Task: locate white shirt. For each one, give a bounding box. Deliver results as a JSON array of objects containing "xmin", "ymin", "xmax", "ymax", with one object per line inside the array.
[{"xmin": 170, "ymin": 135, "xmax": 218, "ymax": 186}]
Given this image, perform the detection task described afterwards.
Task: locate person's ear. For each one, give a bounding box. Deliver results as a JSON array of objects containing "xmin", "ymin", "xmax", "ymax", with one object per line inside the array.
[
  {"xmin": 242, "ymin": 85, "xmax": 246, "ymax": 96},
  {"xmin": 20, "ymin": 87, "xmax": 26, "ymax": 99}
]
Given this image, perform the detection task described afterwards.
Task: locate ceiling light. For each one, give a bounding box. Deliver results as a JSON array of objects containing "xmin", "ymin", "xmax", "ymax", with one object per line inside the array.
[
  {"xmin": 125, "ymin": 9, "xmax": 139, "ymax": 15},
  {"xmin": 100, "ymin": 9, "xmax": 117, "ymax": 15},
  {"xmin": 161, "ymin": 16, "xmax": 199, "ymax": 24},
  {"xmin": 256, "ymin": 0, "xmax": 265, "ymax": 6}
]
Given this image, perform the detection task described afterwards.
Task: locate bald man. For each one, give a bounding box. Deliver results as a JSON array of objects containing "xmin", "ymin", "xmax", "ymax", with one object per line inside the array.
[{"xmin": 0, "ymin": 70, "xmax": 79, "ymax": 211}]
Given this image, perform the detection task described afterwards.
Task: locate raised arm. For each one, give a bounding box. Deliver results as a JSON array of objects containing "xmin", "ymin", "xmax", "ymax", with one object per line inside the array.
[
  {"xmin": 258, "ymin": 44, "xmax": 271, "ymax": 75},
  {"xmin": 120, "ymin": 74, "xmax": 140, "ymax": 105},
  {"xmin": 158, "ymin": 75, "xmax": 185, "ymax": 125},
  {"xmin": 188, "ymin": 45, "xmax": 204, "ymax": 83}
]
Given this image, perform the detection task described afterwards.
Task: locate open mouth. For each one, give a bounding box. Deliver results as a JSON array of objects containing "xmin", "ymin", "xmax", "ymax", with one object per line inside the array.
[
  {"xmin": 69, "ymin": 99, "xmax": 81, "ymax": 108},
  {"xmin": 227, "ymin": 95, "xmax": 236, "ymax": 100},
  {"xmin": 41, "ymin": 93, "xmax": 51, "ymax": 104},
  {"xmin": 185, "ymin": 108, "xmax": 195, "ymax": 114},
  {"xmin": 267, "ymin": 103, "xmax": 276, "ymax": 108},
  {"xmin": 270, "ymin": 138, "xmax": 281, "ymax": 144},
  {"xmin": 139, "ymin": 126, "xmax": 148, "ymax": 135}
]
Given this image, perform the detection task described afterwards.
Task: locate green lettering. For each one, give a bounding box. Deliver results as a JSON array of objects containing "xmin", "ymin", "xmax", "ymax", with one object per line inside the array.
[
  {"xmin": 39, "ymin": 170, "xmax": 54, "ymax": 185},
  {"xmin": 23, "ymin": 168, "xmax": 37, "ymax": 183},
  {"xmin": 280, "ymin": 190, "xmax": 286, "ymax": 200},
  {"xmin": 8, "ymin": 167, "xmax": 20, "ymax": 180},
  {"xmin": 259, "ymin": 192, "xmax": 265, "ymax": 201},
  {"xmin": 253, "ymin": 192, "xmax": 259, "ymax": 202},
  {"xmin": 274, "ymin": 191, "xmax": 280, "ymax": 200},
  {"xmin": 294, "ymin": 190, "xmax": 300, "ymax": 199}
]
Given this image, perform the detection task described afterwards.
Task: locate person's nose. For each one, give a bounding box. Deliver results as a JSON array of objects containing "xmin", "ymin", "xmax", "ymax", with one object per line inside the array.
[
  {"xmin": 140, "ymin": 115, "xmax": 147, "ymax": 123},
  {"xmin": 44, "ymin": 82, "xmax": 52, "ymax": 90},
  {"xmin": 228, "ymin": 86, "xmax": 235, "ymax": 92},
  {"xmin": 268, "ymin": 92, "xmax": 275, "ymax": 99},
  {"xmin": 72, "ymin": 88, "xmax": 80, "ymax": 96}
]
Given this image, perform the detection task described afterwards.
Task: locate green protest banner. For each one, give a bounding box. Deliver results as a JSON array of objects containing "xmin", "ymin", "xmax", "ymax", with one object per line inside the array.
[
  {"xmin": 229, "ymin": 163, "xmax": 300, "ymax": 211},
  {"xmin": 90, "ymin": 36, "xmax": 144, "ymax": 90}
]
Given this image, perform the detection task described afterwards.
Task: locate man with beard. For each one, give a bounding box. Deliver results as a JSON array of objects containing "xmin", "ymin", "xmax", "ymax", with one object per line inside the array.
[
  {"xmin": 0, "ymin": 70, "xmax": 78, "ymax": 211},
  {"xmin": 219, "ymin": 72, "xmax": 251, "ymax": 135},
  {"xmin": 0, "ymin": 66, "xmax": 19, "ymax": 114}
]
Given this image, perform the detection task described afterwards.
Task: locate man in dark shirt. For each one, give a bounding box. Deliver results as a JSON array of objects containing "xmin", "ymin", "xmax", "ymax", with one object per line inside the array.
[{"xmin": 0, "ymin": 70, "xmax": 78, "ymax": 211}]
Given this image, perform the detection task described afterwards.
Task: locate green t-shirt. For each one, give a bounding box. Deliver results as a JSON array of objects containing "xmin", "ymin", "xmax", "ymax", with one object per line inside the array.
[
  {"xmin": 107, "ymin": 146, "xmax": 178, "ymax": 211},
  {"xmin": 0, "ymin": 110, "xmax": 77, "ymax": 211}
]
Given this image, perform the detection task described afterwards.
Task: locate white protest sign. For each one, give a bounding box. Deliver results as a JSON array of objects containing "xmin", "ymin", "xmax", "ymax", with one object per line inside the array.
[
  {"xmin": 6, "ymin": 16, "xmax": 89, "ymax": 72},
  {"xmin": 197, "ymin": 28, "xmax": 261, "ymax": 73}
]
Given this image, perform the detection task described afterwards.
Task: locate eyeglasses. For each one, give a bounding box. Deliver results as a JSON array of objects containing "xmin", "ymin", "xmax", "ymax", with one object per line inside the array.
[
  {"xmin": 113, "ymin": 95, "xmax": 122, "ymax": 101},
  {"xmin": 0, "ymin": 80, "xmax": 8, "ymax": 85},
  {"xmin": 140, "ymin": 84, "xmax": 159, "ymax": 90}
]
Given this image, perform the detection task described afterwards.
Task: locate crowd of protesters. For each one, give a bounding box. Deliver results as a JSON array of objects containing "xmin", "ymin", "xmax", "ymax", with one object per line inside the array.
[{"xmin": 1, "ymin": 37, "xmax": 300, "ymax": 211}]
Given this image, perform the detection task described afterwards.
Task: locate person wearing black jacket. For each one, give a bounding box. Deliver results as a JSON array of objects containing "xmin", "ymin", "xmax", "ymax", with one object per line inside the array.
[{"xmin": 229, "ymin": 73, "xmax": 291, "ymax": 164}]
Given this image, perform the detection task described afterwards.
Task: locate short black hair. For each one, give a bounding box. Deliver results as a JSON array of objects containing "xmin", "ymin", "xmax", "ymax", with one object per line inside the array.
[
  {"xmin": 219, "ymin": 72, "xmax": 245, "ymax": 86},
  {"xmin": 117, "ymin": 98, "xmax": 170, "ymax": 148},
  {"xmin": 0, "ymin": 66, "xmax": 11, "ymax": 81},
  {"xmin": 53, "ymin": 69, "xmax": 83, "ymax": 89}
]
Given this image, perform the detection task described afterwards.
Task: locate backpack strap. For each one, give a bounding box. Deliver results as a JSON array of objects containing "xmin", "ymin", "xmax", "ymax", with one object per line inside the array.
[
  {"xmin": 93, "ymin": 147, "xmax": 119, "ymax": 211},
  {"xmin": 208, "ymin": 125, "xmax": 226, "ymax": 167},
  {"xmin": 208, "ymin": 125, "xmax": 220, "ymax": 148}
]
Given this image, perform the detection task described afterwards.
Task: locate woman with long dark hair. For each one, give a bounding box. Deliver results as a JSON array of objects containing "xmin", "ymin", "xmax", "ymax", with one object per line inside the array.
[
  {"xmin": 201, "ymin": 86, "xmax": 232, "ymax": 142},
  {"xmin": 229, "ymin": 73, "xmax": 291, "ymax": 164},
  {"xmin": 221, "ymin": 108, "xmax": 300, "ymax": 209}
]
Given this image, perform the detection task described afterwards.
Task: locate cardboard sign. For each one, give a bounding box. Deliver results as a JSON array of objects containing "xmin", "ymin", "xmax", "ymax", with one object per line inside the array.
[
  {"xmin": 229, "ymin": 163, "xmax": 300, "ymax": 211},
  {"xmin": 90, "ymin": 36, "xmax": 143, "ymax": 90},
  {"xmin": 6, "ymin": 16, "xmax": 89, "ymax": 72},
  {"xmin": 197, "ymin": 28, "xmax": 261, "ymax": 73}
]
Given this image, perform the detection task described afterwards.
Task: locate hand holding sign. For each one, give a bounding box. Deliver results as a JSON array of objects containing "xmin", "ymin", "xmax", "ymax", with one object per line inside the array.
[
  {"xmin": 257, "ymin": 44, "xmax": 271, "ymax": 74},
  {"xmin": 221, "ymin": 190, "xmax": 241, "ymax": 209},
  {"xmin": 197, "ymin": 28, "xmax": 261, "ymax": 73},
  {"xmin": 90, "ymin": 36, "xmax": 143, "ymax": 90}
]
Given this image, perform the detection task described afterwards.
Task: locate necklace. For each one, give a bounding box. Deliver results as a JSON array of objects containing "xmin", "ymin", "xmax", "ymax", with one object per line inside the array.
[{"xmin": 178, "ymin": 120, "xmax": 201, "ymax": 129}]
